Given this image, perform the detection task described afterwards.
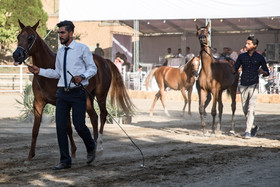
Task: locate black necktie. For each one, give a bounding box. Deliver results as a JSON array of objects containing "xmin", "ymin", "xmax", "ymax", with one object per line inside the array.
[{"xmin": 63, "ymin": 47, "xmax": 69, "ymax": 88}]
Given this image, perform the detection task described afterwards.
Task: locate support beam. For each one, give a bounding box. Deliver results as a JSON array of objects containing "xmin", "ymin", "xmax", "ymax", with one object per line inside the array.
[
  {"xmin": 133, "ymin": 20, "xmax": 139, "ymax": 72},
  {"xmin": 206, "ymin": 18, "xmax": 211, "ymax": 47}
]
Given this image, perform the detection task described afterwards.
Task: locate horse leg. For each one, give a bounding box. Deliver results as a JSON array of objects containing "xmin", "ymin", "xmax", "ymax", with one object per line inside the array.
[
  {"xmin": 159, "ymin": 87, "xmax": 169, "ymax": 116},
  {"xmin": 187, "ymin": 87, "xmax": 192, "ymax": 116},
  {"xmin": 150, "ymin": 91, "xmax": 160, "ymax": 116},
  {"xmin": 180, "ymin": 87, "xmax": 188, "ymax": 117},
  {"xmin": 211, "ymin": 91, "xmax": 218, "ymax": 134},
  {"xmin": 217, "ymin": 90, "xmax": 223, "ymax": 133},
  {"xmin": 25, "ymin": 99, "xmax": 45, "ymax": 163},
  {"xmin": 199, "ymin": 90, "xmax": 208, "ymax": 134},
  {"xmin": 86, "ymin": 97, "xmax": 99, "ymax": 144},
  {"xmin": 204, "ymin": 92, "xmax": 212, "ymax": 116},
  {"xmin": 230, "ymin": 89, "xmax": 237, "ymax": 134},
  {"xmin": 97, "ymin": 98, "xmax": 108, "ymax": 153},
  {"xmin": 66, "ymin": 117, "xmax": 77, "ymax": 158}
]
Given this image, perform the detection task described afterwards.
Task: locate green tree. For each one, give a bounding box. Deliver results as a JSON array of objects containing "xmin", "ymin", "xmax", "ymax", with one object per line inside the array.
[
  {"xmin": 2, "ymin": 0, "xmax": 48, "ymax": 37},
  {"xmin": 0, "ymin": 8, "xmax": 18, "ymax": 59}
]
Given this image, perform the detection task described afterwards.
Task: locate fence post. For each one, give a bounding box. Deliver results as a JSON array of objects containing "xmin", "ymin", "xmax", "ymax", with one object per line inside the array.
[{"xmin": 20, "ymin": 64, "xmax": 23, "ymax": 93}]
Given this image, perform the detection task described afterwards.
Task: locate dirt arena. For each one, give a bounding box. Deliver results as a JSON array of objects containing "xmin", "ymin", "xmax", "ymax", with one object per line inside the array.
[{"xmin": 0, "ymin": 92, "xmax": 280, "ymax": 186}]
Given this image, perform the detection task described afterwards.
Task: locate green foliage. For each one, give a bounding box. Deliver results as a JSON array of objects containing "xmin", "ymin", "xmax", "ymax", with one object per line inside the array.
[
  {"xmin": 0, "ymin": 9, "xmax": 18, "ymax": 55},
  {"xmin": 44, "ymin": 28, "xmax": 58, "ymax": 53},
  {"xmin": 1, "ymin": 0, "xmax": 48, "ymax": 37},
  {"xmin": 0, "ymin": 0, "xmax": 48, "ymax": 58},
  {"xmin": 16, "ymin": 83, "xmax": 34, "ymax": 120},
  {"xmin": 16, "ymin": 82, "xmax": 56, "ymax": 121}
]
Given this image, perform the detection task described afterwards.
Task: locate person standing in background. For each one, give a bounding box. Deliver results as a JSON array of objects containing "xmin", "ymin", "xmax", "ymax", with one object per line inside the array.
[
  {"xmin": 94, "ymin": 43, "xmax": 104, "ymax": 57},
  {"xmin": 185, "ymin": 46, "xmax": 195, "ymax": 62},
  {"xmin": 163, "ymin": 48, "xmax": 174, "ymax": 66}
]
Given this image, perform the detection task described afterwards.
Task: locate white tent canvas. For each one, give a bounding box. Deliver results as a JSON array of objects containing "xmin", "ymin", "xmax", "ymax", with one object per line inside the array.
[{"xmin": 59, "ymin": 0, "xmax": 280, "ymax": 21}]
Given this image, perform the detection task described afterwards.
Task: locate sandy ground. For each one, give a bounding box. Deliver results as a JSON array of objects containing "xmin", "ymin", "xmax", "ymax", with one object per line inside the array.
[{"xmin": 0, "ymin": 92, "xmax": 280, "ymax": 186}]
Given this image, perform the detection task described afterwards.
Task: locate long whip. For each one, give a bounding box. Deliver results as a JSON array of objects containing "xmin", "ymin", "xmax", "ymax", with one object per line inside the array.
[{"xmin": 67, "ymin": 71, "xmax": 145, "ymax": 168}]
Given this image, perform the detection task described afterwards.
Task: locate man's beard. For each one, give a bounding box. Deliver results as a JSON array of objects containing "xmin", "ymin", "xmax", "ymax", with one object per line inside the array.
[{"xmin": 60, "ymin": 36, "xmax": 69, "ymax": 45}]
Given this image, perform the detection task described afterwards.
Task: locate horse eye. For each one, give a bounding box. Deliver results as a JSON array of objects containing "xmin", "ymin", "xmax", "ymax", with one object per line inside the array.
[{"xmin": 27, "ymin": 35, "xmax": 34, "ymax": 43}]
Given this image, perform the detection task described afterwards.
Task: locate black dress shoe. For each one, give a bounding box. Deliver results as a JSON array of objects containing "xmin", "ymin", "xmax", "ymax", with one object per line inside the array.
[
  {"xmin": 87, "ymin": 146, "xmax": 96, "ymax": 164},
  {"xmin": 52, "ymin": 163, "xmax": 71, "ymax": 170}
]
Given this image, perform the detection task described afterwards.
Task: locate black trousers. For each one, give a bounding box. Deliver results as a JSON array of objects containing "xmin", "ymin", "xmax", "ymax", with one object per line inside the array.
[{"xmin": 55, "ymin": 87, "xmax": 95, "ymax": 164}]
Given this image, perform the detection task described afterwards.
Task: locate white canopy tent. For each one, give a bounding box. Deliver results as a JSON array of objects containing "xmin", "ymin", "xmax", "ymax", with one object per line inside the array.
[
  {"xmin": 59, "ymin": 0, "xmax": 280, "ymax": 70},
  {"xmin": 59, "ymin": 0, "xmax": 279, "ymax": 21}
]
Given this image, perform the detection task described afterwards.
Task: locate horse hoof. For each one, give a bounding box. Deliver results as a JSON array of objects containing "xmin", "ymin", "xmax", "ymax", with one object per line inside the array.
[
  {"xmin": 203, "ymin": 131, "xmax": 210, "ymax": 137},
  {"xmin": 229, "ymin": 130, "xmax": 235, "ymax": 135},
  {"xmin": 210, "ymin": 133, "xmax": 216, "ymax": 137},
  {"xmin": 24, "ymin": 160, "xmax": 31, "ymax": 165},
  {"xmin": 96, "ymin": 147, "xmax": 103, "ymax": 156}
]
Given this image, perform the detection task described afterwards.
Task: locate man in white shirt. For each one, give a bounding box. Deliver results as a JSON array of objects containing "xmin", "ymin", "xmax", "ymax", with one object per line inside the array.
[
  {"xmin": 185, "ymin": 46, "xmax": 195, "ymax": 63},
  {"xmin": 28, "ymin": 20, "xmax": 97, "ymax": 170},
  {"xmin": 228, "ymin": 48, "xmax": 238, "ymax": 61}
]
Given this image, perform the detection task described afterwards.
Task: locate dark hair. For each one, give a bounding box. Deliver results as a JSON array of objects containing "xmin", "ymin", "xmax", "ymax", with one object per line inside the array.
[
  {"xmin": 57, "ymin": 20, "xmax": 75, "ymax": 32},
  {"xmin": 247, "ymin": 36, "xmax": 259, "ymax": 45}
]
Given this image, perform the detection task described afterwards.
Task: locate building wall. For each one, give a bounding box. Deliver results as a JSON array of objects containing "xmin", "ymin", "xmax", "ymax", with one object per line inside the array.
[{"xmin": 41, "ymin": 0, "xmax": 135, "ymax": 60}]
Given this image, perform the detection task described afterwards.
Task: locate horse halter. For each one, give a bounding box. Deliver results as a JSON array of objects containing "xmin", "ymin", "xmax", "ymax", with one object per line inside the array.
[
  {"xmin": 197, "ymin": 28, "xmax": 210, "ymax": 47},
  {"xmin": 197, "ymin": 28, "xmax": 212, "ymax": 57},
  {"xmin": 15, "ymin": 30, "xmax": 38, "ymax": 64}
]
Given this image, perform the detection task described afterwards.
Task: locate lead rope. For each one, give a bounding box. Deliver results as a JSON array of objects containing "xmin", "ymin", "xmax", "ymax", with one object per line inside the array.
[{"xmin": 67, "ymin": 71, "xmax": 145, "ymax": 168}]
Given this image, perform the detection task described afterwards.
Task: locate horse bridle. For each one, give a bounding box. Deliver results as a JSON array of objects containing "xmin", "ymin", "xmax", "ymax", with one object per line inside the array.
[
  {"xmin": 197, "ymin": 28, "xmax": 212, "ymax": 57},
  {"xmin": 18, "ymin": 31, "xmax": 57, "ymax": 103},
  {"xmin": 17, "ymin": 30, "xmax": 38, "ymax": 64}
]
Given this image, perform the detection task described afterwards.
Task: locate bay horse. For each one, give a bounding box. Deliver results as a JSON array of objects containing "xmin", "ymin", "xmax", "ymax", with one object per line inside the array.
[
  {"xmin": 13, "ymin": 20, "xmax": 135, "ymax": 163},
  {"xmin": 196, "ymin": 23, "xmax": 239, "ymax": 135},
  {"xmin": 145, "ymin": 56, "xmax": 200, "ymax": 116}
]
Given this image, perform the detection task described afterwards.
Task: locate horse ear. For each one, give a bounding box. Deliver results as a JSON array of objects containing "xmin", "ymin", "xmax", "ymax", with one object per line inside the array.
[
  {"xmin": 32, "ymin": 20, "xmax": 40, "ymax": 31},
  {"xmin": 206, "ymin": 22, "xmax": 210, "ymax": 30},
  {"xmin": 18, "ymin": 20, "xmax": 25, "ymax": 29}
]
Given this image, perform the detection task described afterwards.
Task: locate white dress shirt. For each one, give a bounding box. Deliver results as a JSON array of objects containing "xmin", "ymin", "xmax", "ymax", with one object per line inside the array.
[{"xmin": 39, "ymin": 40, "xmax": 97, "ymax": 88}]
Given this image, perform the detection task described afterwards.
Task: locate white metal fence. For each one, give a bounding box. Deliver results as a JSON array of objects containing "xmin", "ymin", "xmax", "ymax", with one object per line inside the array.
[{"xmin": 0, "ymin": 64, "xmax": 32, "ymax": 93}]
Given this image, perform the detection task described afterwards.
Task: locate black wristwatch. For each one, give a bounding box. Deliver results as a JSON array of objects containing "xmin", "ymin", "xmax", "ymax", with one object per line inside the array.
[{"xmin": 80, "ymin": 74, "xmax": 86, "ymax": 80}]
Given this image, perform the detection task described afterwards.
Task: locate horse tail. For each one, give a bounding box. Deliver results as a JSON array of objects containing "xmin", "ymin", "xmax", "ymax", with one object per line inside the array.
[
  {"xmin": 106, "ymin": 59, "xmax": 136, "ymax": 115},
  {"xmin": 145, "ymin": 67, "xmax": 158, "ymax": 90}
]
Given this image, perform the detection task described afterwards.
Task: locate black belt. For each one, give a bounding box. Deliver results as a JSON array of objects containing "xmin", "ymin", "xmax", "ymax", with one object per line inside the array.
[{"xmin": 59, "ymin": 86, "xmax": 82, "ymax": 92}]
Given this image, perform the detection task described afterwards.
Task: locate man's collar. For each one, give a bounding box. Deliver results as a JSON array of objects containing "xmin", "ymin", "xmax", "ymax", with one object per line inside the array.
[{"xmin": 65, "ymin": 40, "xmax": 76, "ymax": 49}]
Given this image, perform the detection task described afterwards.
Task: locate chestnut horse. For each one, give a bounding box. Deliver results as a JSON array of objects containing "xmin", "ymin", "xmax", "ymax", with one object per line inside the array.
[
  {"xmin": 145, "ymin": 56, "xmax": 200, "ymax": 116},
  {"xmin": 13, "ymin": 20, "xmax": 134, "ymax": 163},
  {"xmin": 196, "ymin": 23, "xmax": 239, "ymax": 135}
]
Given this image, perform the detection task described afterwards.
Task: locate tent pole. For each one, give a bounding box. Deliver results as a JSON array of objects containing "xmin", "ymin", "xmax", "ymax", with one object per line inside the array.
[
  {"xmin": 206, "ymin": 18, "xmax": 211, "ymax": 47},
  {"xmin": 133, "ymin": 20, "xmax": 139, "ymax": 72}
]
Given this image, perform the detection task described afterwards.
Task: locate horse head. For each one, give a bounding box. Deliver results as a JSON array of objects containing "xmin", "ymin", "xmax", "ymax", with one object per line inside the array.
[
  {"xmin": 196, "ymin": 23, "xmax": 210, "ymax": 46},
  {"xmin": 13, "ymin": 20, "xmax": 40, "ymax": 64},
  {"xmin": 191, "ymin": 56, "xmax": 201, "ymax": 77}
]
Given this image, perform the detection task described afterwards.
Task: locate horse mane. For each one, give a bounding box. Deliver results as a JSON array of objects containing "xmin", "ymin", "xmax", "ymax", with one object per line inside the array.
[{"xmin": 181, "ymin": 56, "xmax": 195, "ymax": 73}]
